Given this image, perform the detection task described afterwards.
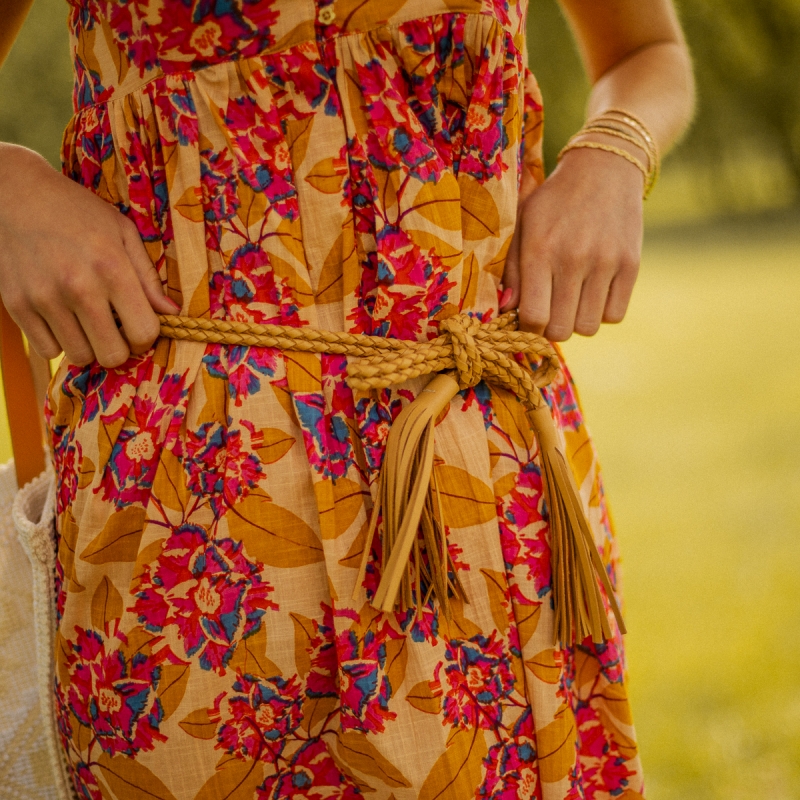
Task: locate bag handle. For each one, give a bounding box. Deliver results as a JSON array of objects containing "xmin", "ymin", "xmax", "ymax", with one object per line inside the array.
[{"xmin": 0, "ymin": 300, "xmax": 51, "ymax": 487}]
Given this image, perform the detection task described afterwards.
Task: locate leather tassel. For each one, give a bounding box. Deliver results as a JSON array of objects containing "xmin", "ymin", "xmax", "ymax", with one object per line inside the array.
[
  {"xmin": 353, "ymin": 373, "xmax": 468, "ymax": 617},
  {"xmin": 527, "ymin": 403, "xmax": 626, "ymax": 645}
]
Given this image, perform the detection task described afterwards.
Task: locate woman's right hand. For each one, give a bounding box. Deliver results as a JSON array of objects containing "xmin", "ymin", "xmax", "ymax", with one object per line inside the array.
[{"xmin": 0, "ymin": 143, "xmax": 180, "ymax": 369}]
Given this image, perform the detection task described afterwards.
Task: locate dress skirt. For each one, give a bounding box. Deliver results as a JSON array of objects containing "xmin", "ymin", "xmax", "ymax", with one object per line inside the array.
[{"xmin": 44, "ymin": 1, "xmax": 645, "ymax": 797}]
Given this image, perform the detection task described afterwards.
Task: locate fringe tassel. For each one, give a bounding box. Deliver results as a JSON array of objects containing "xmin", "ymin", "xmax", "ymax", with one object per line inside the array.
[
  {"xmin": 353, "ymin": 375, "xmax": 625, "ymax": 645},
  {"xmin": 353, "ymin": 374, "xmax": 468, "ymax": 617},
  {"xmin": 527, "ymin": 403, "xmax": 626, "ymax": 645}
]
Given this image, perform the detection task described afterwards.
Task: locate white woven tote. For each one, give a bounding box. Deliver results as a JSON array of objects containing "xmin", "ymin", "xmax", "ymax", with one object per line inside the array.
[{"xmin": 0, "ymin": 300, "xmax": 74, "ymax": 799}]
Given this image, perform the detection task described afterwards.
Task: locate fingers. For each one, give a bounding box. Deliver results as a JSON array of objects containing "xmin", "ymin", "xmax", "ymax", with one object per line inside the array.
[
  {"xmin": 11, "ymin": 309, "xmax": 62, "ymax": 361},
  {"xmin": 120, "ymin": 215, "xmax": 178, "ymax": 315},
  {"xmin": 574, "ymin": 269, "xmax": 614, "ymax": 337},
  {"xmin": 500, "ymin": 224, "xmax": 522, "ymax": 312},
  {"xmin": 603, "ymin": 260, "xmax": 639, "ymax": 324}
]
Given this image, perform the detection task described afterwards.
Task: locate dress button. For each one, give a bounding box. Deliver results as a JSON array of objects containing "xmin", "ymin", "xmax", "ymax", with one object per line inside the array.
[{"xmin": 318, "ymin": 5, "xmax": 336, "ymax": 25}]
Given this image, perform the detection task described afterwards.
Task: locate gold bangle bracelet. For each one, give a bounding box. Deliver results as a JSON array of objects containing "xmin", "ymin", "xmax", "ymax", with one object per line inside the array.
[
  {"xmin": 557, "ymin": 140, "xmax": 650, "ymax": 197},
  {"xmin": 591, "ymin": 109, "xmax": 661, "ymax": 191},
  {"xmin": 579, "ymin": 125, "xmax": 653, "ymax": 168}
]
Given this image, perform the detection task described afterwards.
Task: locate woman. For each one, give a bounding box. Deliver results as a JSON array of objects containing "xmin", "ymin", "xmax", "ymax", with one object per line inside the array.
[{"xmin": 0, "ymin": 1, "xmax": 693, "ymax": 798}]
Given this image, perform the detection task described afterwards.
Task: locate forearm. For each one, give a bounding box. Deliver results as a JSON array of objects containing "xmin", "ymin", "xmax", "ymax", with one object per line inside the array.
[
  {"xmin": 586, "ymin": 41, "xmax": 695, "ymax": 157},
  {"xmin": 0, "ymin": 0, "xmax": 34, "ymax": 67}
]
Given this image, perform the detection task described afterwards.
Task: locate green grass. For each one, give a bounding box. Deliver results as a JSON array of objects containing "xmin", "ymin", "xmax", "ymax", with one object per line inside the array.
[
  {"xmin": 1, "ymin": 214, "xmax": 798, "ymax": 798},
  {"xmin": 561, "ymin": 212, "xmax": 800, "ymax": 799}
]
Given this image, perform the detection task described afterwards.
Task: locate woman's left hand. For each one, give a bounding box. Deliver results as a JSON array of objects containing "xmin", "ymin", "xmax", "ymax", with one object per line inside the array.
[{"xmin": 500, "ymin": 146, "xmax": 644, "ymax": 341}]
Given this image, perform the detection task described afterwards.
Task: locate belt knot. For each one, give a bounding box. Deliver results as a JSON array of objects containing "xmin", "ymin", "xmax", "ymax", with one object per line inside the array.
[{"xmin": 439, "ymin": 314, "xmax": 484, "ymax": 389}]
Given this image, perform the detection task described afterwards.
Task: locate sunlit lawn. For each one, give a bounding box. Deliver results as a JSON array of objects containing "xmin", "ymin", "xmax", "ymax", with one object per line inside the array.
[
  {"xmin": 0, "ymin": 214, "xmax": 797, "ymax": 798},
  {"xmin": 561, "ymin": 212, "xmax": 800, "ymax": 799}
]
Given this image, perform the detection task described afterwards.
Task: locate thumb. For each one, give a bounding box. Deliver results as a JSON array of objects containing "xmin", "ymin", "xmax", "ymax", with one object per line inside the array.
[
  {"xmin": 500, "ymin": 221, "xmax": 522, "ymax": 312},
  {"xmin": 121, "ymin": 218, "xmax": 181, "ymax": 314}
]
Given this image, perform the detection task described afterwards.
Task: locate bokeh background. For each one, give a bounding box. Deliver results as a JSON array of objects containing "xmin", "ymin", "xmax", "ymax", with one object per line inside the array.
[{"xmin": 1, "ymin": 1, "xmax": 799, "ymax": 797}]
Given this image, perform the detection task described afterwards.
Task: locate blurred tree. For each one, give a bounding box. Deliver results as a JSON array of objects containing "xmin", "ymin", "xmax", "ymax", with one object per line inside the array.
[
  {"xmin": 0, "ymin": 0, "xmax": 797, "ymax": 211},
  {"xmin": 528, "ymin": 0, "xmax": 800, "ymax": 208},
  {"xmin": 0, "ymin": 0, "xmax": 72, "ymax": 166}
]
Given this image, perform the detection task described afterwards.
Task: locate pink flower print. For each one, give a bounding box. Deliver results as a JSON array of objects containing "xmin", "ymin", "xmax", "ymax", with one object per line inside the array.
[
  {"xmin": 337, "ymin": 621, "xmax": 401, "ymax": 733},
  {"xmin": 258, "ymin": 739, "xmax": 362, "ymax": 800},
  {"xmin": 211, "ymin": 673, "xmax": 302, "ymax": 763},
  {"xmin": 479, "ymin": 708, "xmax": 540, "ymax": 799},
  {"xmin": 98, "ymin": 373, "xmax": 188, "ymax": 508},
  {"xmin": 66, "ymin": 622, "xmax": 167, "ymax": 757},
  {"xmin": 53, "ymin": 436, "xmax": 80, "ymax": 516},
  {"xmin": 71, "ymin": 763, "xmax": 103, "ymax": 800},
  {"xmin": 498, "ymin": 463, "xmax": 552, "ymax": 597},
  {"xmin": 183, "ymin": 422, "xmax": 264, "ymax": 515},
  {"xmin": 203, "ymin": 341, "xmax": 279, "ymax": 406},
  {"xmin": 304, "ymin": 608, "xmax": 339, "ymax": 701},
  {"xmin": 441, "ymin": 632, "xmax": 516, "ymax": 731},
  {"xmin": 133, "ymin": 523, "xmax": 277, "ymax": 673},
  {"xmin": 574, "ymin": 704, "xmax": 637, "ymax": 799}
]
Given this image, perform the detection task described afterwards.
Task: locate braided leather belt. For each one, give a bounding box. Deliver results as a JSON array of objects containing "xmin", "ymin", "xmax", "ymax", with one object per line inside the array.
[{"xmin": 156, "ymin": 310, "xmax": 625, "ymax": 646}]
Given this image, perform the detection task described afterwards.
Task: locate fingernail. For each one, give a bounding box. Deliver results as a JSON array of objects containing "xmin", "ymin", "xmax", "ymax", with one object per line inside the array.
[
  {"xmin": 500, "ymin": 287, "xmax": 513, "ymax": 309},
  {"xmin": 165, "ymin": 297, "xmax": 181, "ymax": 312}
]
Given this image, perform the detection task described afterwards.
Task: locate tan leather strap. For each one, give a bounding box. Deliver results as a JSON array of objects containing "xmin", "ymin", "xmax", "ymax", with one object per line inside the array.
[
  {"xmin": 0, "ymin": 0, "xmax": 35, "ymax": 68},
  {"xmin": 0, "ymin": 300, "xmax": 49, "ymax": 487}
]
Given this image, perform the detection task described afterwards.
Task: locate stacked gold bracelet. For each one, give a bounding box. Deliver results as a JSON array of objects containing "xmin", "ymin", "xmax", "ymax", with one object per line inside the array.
[{"xmin": 557, "ymin": 108, "xmax": 660, "ymax": 199}]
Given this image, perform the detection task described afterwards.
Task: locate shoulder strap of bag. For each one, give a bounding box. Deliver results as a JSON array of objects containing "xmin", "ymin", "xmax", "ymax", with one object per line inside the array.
[
  {"xmin": 0, "ymin": 300, "xmax": 50, "ymax": 487},
  {"xmin": 0, "ymin": 0, "xmax": 35, "ymax": 68}
]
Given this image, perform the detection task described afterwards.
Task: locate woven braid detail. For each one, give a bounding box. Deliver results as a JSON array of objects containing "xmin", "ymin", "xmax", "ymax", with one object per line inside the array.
[{"xmin": 157, "ymin": 311, "xmax": 560, "ymax": 402}]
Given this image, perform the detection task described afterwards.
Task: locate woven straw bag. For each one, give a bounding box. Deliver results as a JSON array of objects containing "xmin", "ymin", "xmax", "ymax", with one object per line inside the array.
[{"xmin": 0, "ymin": 301, "xmax": 74, "ymax": 799}]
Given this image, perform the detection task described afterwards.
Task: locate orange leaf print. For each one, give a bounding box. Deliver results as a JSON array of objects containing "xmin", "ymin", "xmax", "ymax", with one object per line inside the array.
[
  {"xmin": 492, "ymin": 471, "xmax": 517, "ymax": 500},
  {"xmin": 316, "ymin": 223, "xmax": 361, "ymax": 304},
  {"xmin": 174, "ymin": 185, "xmax": 204, "ymax": 223},
  {"xmin": 97, "ymin": 752, "xmax": 179, "ymax": 800},
  {"xmin": 335, "ymin": 730, "xmax": 412, "ymax": 789},
  {"xmin": 434, "ymin": 465, "xmax": 496, "ymax": 528},
  {"xmin": 384, "ymin": 636, "xmax": 408, "ymax": 690},
  {"xmin": 290, "ymin": 612, "xmax": 315, "ymax": 678},
  {"xmin": 459, "ymin": 251, "xmax": 480, "ymax": 310},
  {"xmin": 418, "ymin": 726, "xmax": 488, "ymax": 800},
  {"xmin": 525, "ymin": 649, "xmax": 563, "ymax": 684},
  {"xmin": 178, "ymin": 708, "xmax": 218, "ymax": 740},
  {"xmin": 597, "ymin": 680, "xmax": 635, "ymax": 725},
  {"xmin": 492, "ymin": 389, "xmax": 533, "ymax": 450},
  {"xmin": 480, "ymin": 568, "xmax": 510, "ymax": 634},
  {"xmin": 516, "ymin": 602, "xmax": 542, "ymax": 649},
  {"xmin": 78, "ymin": 455, "xmax": 95, "ymax": 490},
  {"xmin": 406, "ymin": 228, "xmax": 462, "ymax": 269},
  {"xmin": 536, "ymin": 703, "xmax": 578, "ymax": 784},
  {"xmin": 252, "ymin": 427, "xmax": 296, "ymax": 465},
  {"xmin": 335, "ymin": 0, "xmax": 410, "ymax": 31},
  {"xmin": 305, "ymin": 156, "xmax": 348, "ymax": 194},
  {"xmin": 286, "ymin": 351, "xmax": 322, "ymax": 393},
  {"xmin": 80, "ymin": 505, "xmax": 146, "ymax": 564},
  {"xmin": 227, "ymin": 496, "xmax": 324, "ymax": 567},
  {"xmin": 153, "ymin": 450, "xmax": 192, "ymax": 514},
  {"xmin": 90, "ymin": 576, "xmax": 123, "ymax": 631},
  {"xmin": 440, "ymin": 598, "xmax": 482, "ymax": 640},
  {"xmin": 284, "ymin": 114, "xmax": 315, "ymax": 168},
  {"xmin": 314, "ymin": 477, "xmax": 366, "ymax": 539},
  {"xmin": 194, "ymin": 755, "xmax": 265, "ymax": 800},
  {"xmin": 235, "ymin": 180, "xmax": 268, "ymax": 230},
  {"xmin": 564, "ymin": 425, "xmax": 595, "ymax": 490},
  {"xmin": 299, "ymin": 694, "xmax": 338, "ymax": 735},
  {"xmin": 412, "ymin": 172, "xmax": 462, "ymax": 231},
  {"xmin": 157, "ymin": 664, "xmax": 190, "ymax": 722},
  {"xmin": 58, "ymin": 507, "xmax": 85, "ymax": 592},
  {"xmin": 229, "ymin": 624, "xmax": 282, "ymax": 680},
  {"xmin": 338, "ymin": 519, "xmax": 369, "ymax": 569},
  {"xmin": 458, "ymin": 175, "xmax": 500, "ymax": 241},
  {"xmin": 405, "ymin": 680, "xmax": 442, "ymax": 715}
]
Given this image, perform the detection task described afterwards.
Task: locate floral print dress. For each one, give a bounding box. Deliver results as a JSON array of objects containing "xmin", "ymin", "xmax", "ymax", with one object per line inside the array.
[{"xmin": 43, "ymin": 1, "xmax": 645, "ymax": 798}]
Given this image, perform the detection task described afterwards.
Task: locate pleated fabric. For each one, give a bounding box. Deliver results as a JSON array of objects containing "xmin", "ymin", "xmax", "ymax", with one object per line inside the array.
[{"xmin": 44, "ymin": 2, "xmax": 644, "ymax": 798}]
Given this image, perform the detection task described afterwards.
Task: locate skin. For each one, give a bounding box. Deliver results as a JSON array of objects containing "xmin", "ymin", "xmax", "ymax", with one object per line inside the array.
[
  {"xmin": 0, "ymin": 1, "xmax": 695, "ymax": 369},
  {"xmin": 502, "ymin": 0, "xmax": 696, "ymax": 340}
]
